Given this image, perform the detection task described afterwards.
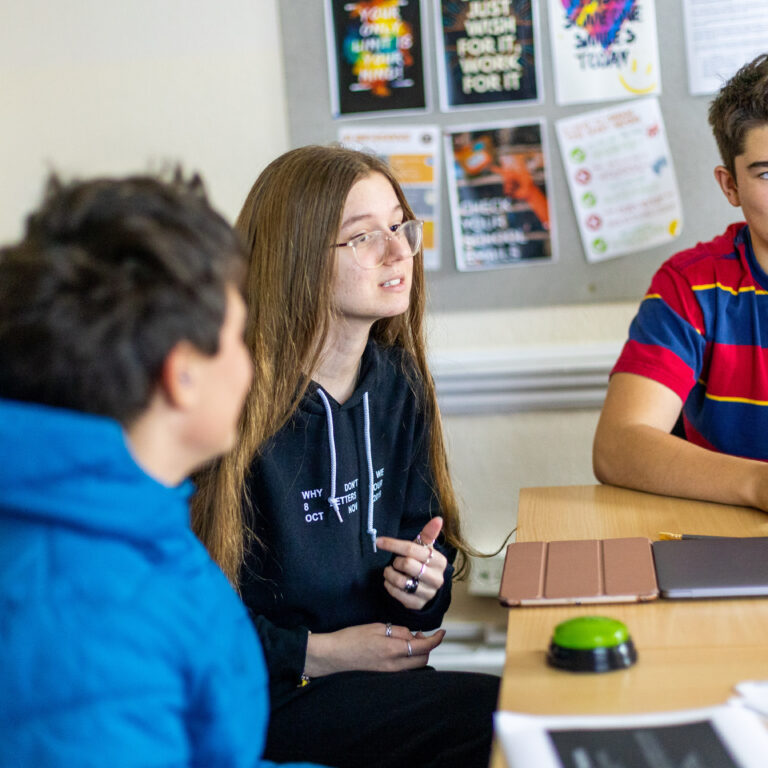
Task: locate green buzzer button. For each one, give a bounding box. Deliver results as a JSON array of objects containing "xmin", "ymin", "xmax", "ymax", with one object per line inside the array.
[{"xmin": 547, "ymin": 616, "xmax": 637, "ymax": 672}]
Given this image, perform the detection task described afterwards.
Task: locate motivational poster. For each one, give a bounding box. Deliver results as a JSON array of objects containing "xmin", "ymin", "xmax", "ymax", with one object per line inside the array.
[
  {"xmin": 325, "ymin": 0, "xmax": 428, "ymax": 117},
  {"xmin": 555, "ymin": 97, "xmax": 682, "ymax": 263},
  {"xmin": 338, "ymin": 126, "xmax": 441, "ymax": 270},
  {"xmin": 435, "ymin": 0, "xmax": 541, "ymax": 111},
  {"xmin": 444, "ymin": 120, "xmax": 553, "ymax": 271},
  {"xmin": 547, "ymin": 0, "xmax": 661, "ymax": 106}
]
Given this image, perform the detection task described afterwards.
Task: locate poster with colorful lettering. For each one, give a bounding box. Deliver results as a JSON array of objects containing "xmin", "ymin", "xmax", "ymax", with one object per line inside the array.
[
  {"xmin": 555, "ymin": 97, "xmax": 682, "ymax": 262},
  {"xmin": 444, "ymin": 121, "xmax": 554, "ymax": 270},
  {"xmin": 325, "ymin": 0, "xmax": 428, "ymax": 117},
  {"xmin": 547, "ymin": 0, "xmax": 661, "ymax": 106},
  {"xmin": 338, "ymin": 126, "xmax": 441, "ymax": 270},
  {"xmin": 435, "ymin": 0, "xmax": 541, "ymax": 110}
]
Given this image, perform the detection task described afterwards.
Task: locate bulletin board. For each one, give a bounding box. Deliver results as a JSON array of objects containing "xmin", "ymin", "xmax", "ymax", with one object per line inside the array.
[{"xmin": 277, "ymin": 1, "xmax": 737, "ymax": 312}]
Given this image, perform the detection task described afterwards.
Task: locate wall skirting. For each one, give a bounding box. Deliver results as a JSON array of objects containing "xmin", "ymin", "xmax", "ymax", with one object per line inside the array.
[{"xmin": 430, "ymin": 343, "xmax": 622, "ymax": 415}]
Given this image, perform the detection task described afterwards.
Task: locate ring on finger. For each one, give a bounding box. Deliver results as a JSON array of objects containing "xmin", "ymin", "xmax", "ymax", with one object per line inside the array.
[
  {"xmin": 406, "ymin": 639, "xmax": 413, "ymax": 657},
  {"xmin": 404, "ymin": 577, "xmax": 419, "ymax": 594},
  {"xmin": 385, "ymin": 622, "xmax": 392, "ymax": 638},
  {"xmin": 417, "ymin": 560, "xmax": 427, "ymax": 578}
]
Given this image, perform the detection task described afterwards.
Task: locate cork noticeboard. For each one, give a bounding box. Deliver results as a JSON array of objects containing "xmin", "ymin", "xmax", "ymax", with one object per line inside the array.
[{"xmin": 277, "ymin": 1, "xmax": 737, "ymax": 312}]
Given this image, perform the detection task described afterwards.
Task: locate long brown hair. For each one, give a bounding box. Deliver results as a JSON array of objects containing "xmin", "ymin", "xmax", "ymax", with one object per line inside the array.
[{"xmin": 192, "ymin": 145, "xmax": 468, "ymax": 585}]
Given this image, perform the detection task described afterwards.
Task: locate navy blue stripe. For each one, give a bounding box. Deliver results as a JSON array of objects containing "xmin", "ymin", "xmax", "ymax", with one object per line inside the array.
[
  {"xmin": 686, "ymin": 383, "xmax": 768, "ymax": 459},
  {"xmin": 629, "ymin": 298, "xmax": 705, "ymax": 376},
  {"xmin": 694, "ymin": 287, "xmax": 768, "ymax": 348}
]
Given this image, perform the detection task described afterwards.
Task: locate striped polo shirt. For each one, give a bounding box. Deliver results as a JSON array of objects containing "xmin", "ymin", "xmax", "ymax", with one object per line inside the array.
[{"xmin": 612, "ymin": 222, "xmax": 768, "ymax": 460}]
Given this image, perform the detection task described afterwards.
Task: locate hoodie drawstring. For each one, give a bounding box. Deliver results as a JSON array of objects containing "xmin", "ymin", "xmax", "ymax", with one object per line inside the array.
[
  {"xmin": 316, "ymin": 387, "xmax": 377, "ymax": 552},
  {"xmin": 363, "ymin": 392, "xmax": 377, "ymax": 552},
  {"xmin": 317, "ymin": 389, "xmax": 343, "ymax": 523}
]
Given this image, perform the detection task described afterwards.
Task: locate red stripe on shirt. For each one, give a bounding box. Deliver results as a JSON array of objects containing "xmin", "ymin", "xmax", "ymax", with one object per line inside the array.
[
  {"xmin": 648, "ymin": 266, "xmax": 705, "ymax": 333},
  {"xmin": 701, "ymin": 343, "xmax": 768, "ymax": 403},
  {"xmin": 611, "ymin": 340, "xmax": 696, "ymax": 401}
]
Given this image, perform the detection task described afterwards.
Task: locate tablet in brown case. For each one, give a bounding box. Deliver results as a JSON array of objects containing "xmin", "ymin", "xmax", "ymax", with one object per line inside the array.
[{"xmin": 498, "ymin": 537, "xmax": 659, "ymax": 607}]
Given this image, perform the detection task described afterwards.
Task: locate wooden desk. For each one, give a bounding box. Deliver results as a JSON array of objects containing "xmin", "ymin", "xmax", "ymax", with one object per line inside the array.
[{"xmin": 490, "ymin": 485, "xmax": 768, "ymax": 767}]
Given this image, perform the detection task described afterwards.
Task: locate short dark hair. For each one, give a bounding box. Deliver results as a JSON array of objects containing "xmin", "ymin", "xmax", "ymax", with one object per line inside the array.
[
  {"xmin": 0, "ymin": 171, "xmax": 246, "ymax": 425},
  {"xmin": 709, "ymin": 53, "xmax": 768, "ymax": 176}
]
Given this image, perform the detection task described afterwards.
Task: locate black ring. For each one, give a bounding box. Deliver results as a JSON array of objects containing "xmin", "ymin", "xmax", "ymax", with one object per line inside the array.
[{"xmin": 404, "ymin": 577, "xmax": 419, "ymax": 594}]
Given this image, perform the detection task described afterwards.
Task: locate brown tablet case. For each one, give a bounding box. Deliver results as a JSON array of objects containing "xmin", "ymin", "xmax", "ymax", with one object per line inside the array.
[{"xmin": 498, "ymin": 537, "xmax": 659, "ymax": 607}]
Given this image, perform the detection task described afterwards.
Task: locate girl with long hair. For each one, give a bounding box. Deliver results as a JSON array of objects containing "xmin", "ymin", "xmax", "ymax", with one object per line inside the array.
[{"xmin": 193, "ymin": 145, "xmax": 498, "ymax": 768}]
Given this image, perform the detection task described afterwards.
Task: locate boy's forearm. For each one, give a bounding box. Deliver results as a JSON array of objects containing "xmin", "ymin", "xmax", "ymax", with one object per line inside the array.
[{"xmin": 594, "ymin": 421, "xmax": 768, "ymax": 512}]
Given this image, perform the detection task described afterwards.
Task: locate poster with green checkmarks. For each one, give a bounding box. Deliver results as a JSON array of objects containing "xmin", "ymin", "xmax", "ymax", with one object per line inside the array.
[{"xmin": 555, "ymin": 96, "xmax": 682, "ymax": 263}]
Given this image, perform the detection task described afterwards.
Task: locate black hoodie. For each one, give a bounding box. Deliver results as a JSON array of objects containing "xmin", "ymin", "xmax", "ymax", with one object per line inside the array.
[{"xmin": 241, "ymin": 340, "xmax": 455, "ymax": 703}]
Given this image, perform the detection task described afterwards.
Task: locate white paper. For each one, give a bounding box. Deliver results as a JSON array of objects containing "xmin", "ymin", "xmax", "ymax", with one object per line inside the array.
[
  {"xmin": 732, "ymin": 680, "xmax": 768, "ymax": 718},
  {"xmin": 496, "ymin": 705, "xmax": 768, "ymax": 768},
  {"xmin": 547, "ymin": 0, "xmax": 661, "ymax": 106},
  {"xmin": 683, "ymin": 0, "xmax": 768, "ymax": 96},
  {"xmin": 556, "ymin": 97, "xmax": 682, "ymax": 263},
  {"xmin": 338, "ymin": 126, "xmax": 441, "ymax": 270}
]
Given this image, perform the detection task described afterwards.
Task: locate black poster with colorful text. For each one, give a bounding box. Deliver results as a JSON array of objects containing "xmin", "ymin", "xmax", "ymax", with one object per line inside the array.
[
  {"xmin": 436, "ymin": 0, "xmax": 540, "ymax": 110},
  {"xmin": 326, "ymin": 0, "xmax": 428, "ymax": 117}
]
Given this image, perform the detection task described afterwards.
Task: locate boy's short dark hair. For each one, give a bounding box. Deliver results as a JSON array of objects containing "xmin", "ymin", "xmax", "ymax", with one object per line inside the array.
[
  {"xmin": 709, "ymin": 53, "xmax": 768, "ymax": 176},
  {"xmin": 0, "ymin": 171, "xmax": 246, "ymax": 425}
]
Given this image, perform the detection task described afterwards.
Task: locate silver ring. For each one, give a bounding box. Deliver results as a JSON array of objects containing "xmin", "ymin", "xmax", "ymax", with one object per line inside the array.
[
  {"xmin": 385, "ymin": 622, "xmax": 392, "ymax": 638},
  {"xmin": 415, "ymin": 534, "xmax": 423, "ymax": 546},
  {"xmin": 404, "ymin": 577, "xmax": 419, "ymax": 594},
  {"xmin": 406, "ymin": 640, "xmax": 413, "ymax": 657},
  {"xmin": 417, "ymin": 560, "xmax": 427, "ymax": 578}
]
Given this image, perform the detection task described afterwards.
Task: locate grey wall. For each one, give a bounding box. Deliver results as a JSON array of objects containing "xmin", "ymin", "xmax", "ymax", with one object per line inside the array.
[{"xmin": 278, "ymin": 1, "xmax": 737, "ymax": 312}]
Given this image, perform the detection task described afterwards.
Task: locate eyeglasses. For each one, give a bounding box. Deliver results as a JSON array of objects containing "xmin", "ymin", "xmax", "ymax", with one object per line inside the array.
[{"xmin": 332, "ymin": 219, "xmax": 423, "ymax": 269}]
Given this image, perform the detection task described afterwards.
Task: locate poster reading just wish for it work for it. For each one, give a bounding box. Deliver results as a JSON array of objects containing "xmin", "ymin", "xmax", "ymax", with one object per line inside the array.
[{"xmin": 435, "ymin": 0, "xmax": 541, "ymax": 111}]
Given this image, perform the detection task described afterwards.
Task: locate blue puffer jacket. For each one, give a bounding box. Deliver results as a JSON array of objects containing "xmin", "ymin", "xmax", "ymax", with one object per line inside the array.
[{"xmin": 0, "ymin": 398, "xmax": 322, "ymax": 768}]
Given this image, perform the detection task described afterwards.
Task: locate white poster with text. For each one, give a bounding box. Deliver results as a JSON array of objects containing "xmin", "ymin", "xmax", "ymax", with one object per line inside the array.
[
  {"xmin": 556, "ymin": 97, "xmax": 682, "ymax": 263},
  {"xmin": 548, "ymin": 0, "xmax": 661, "ymax": 106}
]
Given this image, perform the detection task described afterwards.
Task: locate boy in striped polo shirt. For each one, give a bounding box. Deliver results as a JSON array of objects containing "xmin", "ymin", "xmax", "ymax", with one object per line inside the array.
[{"xmin": 594, "ymin": 53, "xmax": 768, "ymax": 511}]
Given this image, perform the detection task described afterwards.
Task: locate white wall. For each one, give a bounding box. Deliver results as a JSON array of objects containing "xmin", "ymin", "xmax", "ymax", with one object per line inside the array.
[
  {"xmin": 430, "ymin": 301, "xmax": 637, "ymax": 550},
  {"xmin": 432, "ymin": 303, "xmax": 637, "ymax": 623},
  {"xmin": 1, "ymin": 0, "xmax": 288, "ymax": 240},
  {"xmin": 3, "ymin": 1, "xmax": 638, "ymax": 620}
]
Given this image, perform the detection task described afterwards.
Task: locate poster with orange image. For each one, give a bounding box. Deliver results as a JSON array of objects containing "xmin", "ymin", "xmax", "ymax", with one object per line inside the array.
[{"xmin": 444, "ymin": 120, "xmax": 554, "ymax": 271}]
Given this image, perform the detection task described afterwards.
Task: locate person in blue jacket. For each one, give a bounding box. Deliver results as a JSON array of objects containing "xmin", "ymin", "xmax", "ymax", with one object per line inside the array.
[
  {"xmin": 0, "ymin": 172, "xmax": 324, "ymax": 768},
  {"xmin": 193, "ymin": 145, "xmax": 500, "ymax": 768}
]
